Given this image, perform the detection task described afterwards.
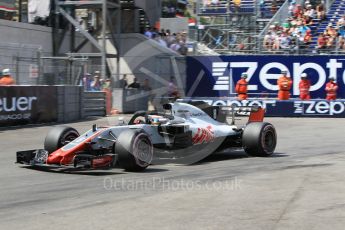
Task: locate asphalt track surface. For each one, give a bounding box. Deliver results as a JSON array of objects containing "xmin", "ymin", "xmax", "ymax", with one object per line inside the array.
[{"xmin": 1, "ymin": 117, "xmax": 345, "ymax": 230}]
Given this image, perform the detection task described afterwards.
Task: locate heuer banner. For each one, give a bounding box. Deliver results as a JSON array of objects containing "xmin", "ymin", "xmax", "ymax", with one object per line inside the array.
[
  {"xmin": 0, "ymin": 0, "xmax": 15, "ymax": 12},
  {"xmin": 186, "ymin": 55, "xmax": 345, "ymax": 99},
  {"xmin": 0, "ymin": 86, "xmax": 58, "ymax": 127},
  {"xmin": 181, "ymin": 98, "xmax": 345, "ymax": 118}
]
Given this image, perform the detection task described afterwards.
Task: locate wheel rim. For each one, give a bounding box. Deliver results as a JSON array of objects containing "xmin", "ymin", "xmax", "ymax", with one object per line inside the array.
[
  {"xmin": 133, "ymin": 136, "xmax": 153, "ymax": 167},
  {"xmin": 263, "ymin": 130, "xmax": 275, "ymax": 152},
  {"xmin": 60, "ymin": 131, "xmax": 79, "ymax": 146}
]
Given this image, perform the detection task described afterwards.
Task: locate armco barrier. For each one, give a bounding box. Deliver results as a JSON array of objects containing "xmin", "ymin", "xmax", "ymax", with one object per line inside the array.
[
  {"xmin": 112, "ymin": 89, "xmax": 149, "ymax": 113},
  {"xmin": 83, "ymin": 91, "xmax": 106, "ymax": 117},
  {"xmin": 186, "ymin": 55, "xmax": 345, "ymax": 99},
  {"xmin": 181, "ymin": 98, "xmax": 345, "ymax": 118}
]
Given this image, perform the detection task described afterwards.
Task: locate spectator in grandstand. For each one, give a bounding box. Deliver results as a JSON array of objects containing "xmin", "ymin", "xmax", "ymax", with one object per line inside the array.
[
  {"xmin": 128, "ymin": 77, "xmax": 140, "ymax": 89},
  {"xmin": 325, "ymin": 76, "xmax": 338, "ymax": 100},
  {"xmin": 288, "ymin": 1, "xmax": 295, "ymax": 17},
  {"xmin": 316, "ymin": 32, "xmax": 327, "ymax": 50},
  {"xmin": 82, "ymin": 73, "xmax": 92, "ymax": 91},
  {"xmin": 235, "ymin": 72, "xmax": 248, "ymax": 100},
  {"xmin": 304, "ymin": 4, "xmax": 315, "ymax": 19},
  {"xmin": 299, "ymin": 73, "xmax": 311, "ymax": 100},
  {"xmin": 91, "ymin": 71, "xmax": 102, "ymax": 91},
  {"xmin": 144, "ymin": 27, "xmax": 153, "ymax": 39},
  {"xmin": 155, "ymin": 35, "xmax": 168, "ymax": 47},
  {"xmin": 263, "ymin": 31, "xmax": 276, "ymax": 51},
  {"xmin": 260, "ymin": 0, "xmax": 266, "ymax": 17},
  {"xmin": 316, "ymin": 1, "xmax": 326, "ymax": 20},
  {"xmin": 211, "ymin": 0, "xmax": 220, "ymax": 5},
  {"xmin": 0, "ymin": 69, "xmax": 15, "ymax": 86},
  {"xmin": 293, "ymin": 4, "xmax": 303, "ymax": 18},
  {"xmin": 326, "ymin": 23, "xmax": 337, "ymax": 37},
  {"xmin": 102, "ymin": 79, "xmax": 111, "ymax": 90},
  {"xmin": 277, "ymin": 69, "xmax": 292, "ymax": 100},
  {"xmin": 303, "ymin": 30, "xmax": 312, "ymax": 48},
  {"xmin": 271, "ymin": 0, "xmax": 278, "ymax": 14},
  {"xmin": 278, "ymin": 32, "xmax": 291, "ymax": 50}
]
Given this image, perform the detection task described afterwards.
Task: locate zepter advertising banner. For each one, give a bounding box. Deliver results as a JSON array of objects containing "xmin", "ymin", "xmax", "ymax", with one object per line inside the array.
[
  {"xmin": 180, "ymin": 98, "xmax": 345, "ymax": 118},
  {"xmin": 0, "ymin": 86, "xmax": 58, "ymax": 127},
  {"xmin": 186, "ymin": 55, "xmax": 345, "ymax": 99}
]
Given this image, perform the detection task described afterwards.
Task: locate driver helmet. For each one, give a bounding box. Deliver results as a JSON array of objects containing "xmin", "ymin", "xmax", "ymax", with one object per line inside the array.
[{"xmin": 241, "ymin": 72, "xmax": 248, "ymax": 79}]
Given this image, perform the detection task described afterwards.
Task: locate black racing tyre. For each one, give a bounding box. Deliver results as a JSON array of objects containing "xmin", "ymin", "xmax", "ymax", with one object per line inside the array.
[
  {"xmin": 242, "ymin": 122, "xmax": 277, "ymax": 157},
  {"xmin": 116, "ymin": 129, "xmax": 153, "ymax": 172},
  {"xmin": 44, "ymin": 126, "xmax": 80, "ymax": 153}
]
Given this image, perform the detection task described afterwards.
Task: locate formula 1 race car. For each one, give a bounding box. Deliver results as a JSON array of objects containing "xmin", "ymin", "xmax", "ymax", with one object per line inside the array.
[{"xmin": 16, "ymin": 101, "xmax": 277, "ymax": 172}]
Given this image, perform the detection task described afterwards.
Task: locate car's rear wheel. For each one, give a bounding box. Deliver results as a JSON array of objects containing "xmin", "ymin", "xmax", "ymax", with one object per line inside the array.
[
  {"xmin": 242, "ymin": 122, "xmax": 277, "ymax": 157},
  {"xmin": 116, "ymin": 129, "xmax": 153, "ymax": 172},
  {"xmin": 44, "ymin": 126, "xmax": 80, "ymax": 153}
]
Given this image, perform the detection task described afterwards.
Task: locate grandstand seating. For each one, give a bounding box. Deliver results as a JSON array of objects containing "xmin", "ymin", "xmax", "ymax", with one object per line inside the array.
[
  {"xmin": 199, "ymin": 0, "xmax": 228, "ymax": 15},
  {"xmin": 310, "ymin": 0, "xmax": 345, "ymax": 48},
  {"xmin": 199, "ymin": 0, "xmax": 256, "ymax": 15},
  {"xmin": 259, "ymin": 0, "xmax": 285, "ymax": 18}
]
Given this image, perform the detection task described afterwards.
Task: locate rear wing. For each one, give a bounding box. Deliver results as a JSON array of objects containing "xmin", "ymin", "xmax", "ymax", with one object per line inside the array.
[{"xmin": 220, "ymin": 105, "xmax": 265, "ymax": 125}]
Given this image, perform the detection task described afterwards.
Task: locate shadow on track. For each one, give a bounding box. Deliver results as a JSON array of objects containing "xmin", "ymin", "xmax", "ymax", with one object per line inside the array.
[
  {"xmin": 194, "ymin": 151, "xmax": 289, "ymax": 165},
  {"xmin": 22, "ymin": 166, "xmax": 125, "ymax": 176},
  {"xmin": 21, "ymin": 165, "xmax": 169, "ymax": 176}
]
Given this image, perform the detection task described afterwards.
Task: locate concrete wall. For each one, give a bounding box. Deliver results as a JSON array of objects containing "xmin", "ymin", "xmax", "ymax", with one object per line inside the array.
[{"xmin": 57, "ymin": 86, "xmax": 84, "ymax": 123}]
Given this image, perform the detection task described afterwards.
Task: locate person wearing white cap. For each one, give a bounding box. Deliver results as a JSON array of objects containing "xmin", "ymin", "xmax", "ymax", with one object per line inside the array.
[
  {"xmin": 235, "ymin": 72, "xmax": 249, "ymax": 100},
  {"xmin": 325, "ymin": 76, "xmax": 338, "ymax": 100},
  {"xmin": 299, "ymin": 73, "xmax": 311, "ymax": 100},
  {"xmin": 277, "ymin": 69, "xmax": 292, "ymax": 100},
  {"xmin": 0, "ymin": 68, "xmax": 15, "ymax": 86}
]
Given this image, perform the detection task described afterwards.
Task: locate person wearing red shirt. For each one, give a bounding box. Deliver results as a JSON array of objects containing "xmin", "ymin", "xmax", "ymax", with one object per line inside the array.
[
  {"xmin": 317, "ymin": 32, "xmax": 327, "ymax": 50},
  {"xmin": 325, "ymin": 76, "xmax": 338, "ymax": 100},
  {"xmin": 277, "ymin": 69, "xmax": 292, "ymax": 100},
  {"xmin": 235, "ymin": 72, "xmax": 248, "ymax": 100},
  {"xmin": 299, "ymin": 73, "xmax": 311, "ymax": 100}
]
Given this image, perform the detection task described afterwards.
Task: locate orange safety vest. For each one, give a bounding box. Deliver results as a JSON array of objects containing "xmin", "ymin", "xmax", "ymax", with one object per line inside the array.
[
  {"xmin": 235, "ymin": 78, "xmax": 248, "ymax": 94},
  {"xmin": 0, "ymin": 76, "xmax": 15, "ymax": 86},
  {"xmin": 277, "ymin": 75, "xmax": 292, "ymax": 91},
  {"xmin": 325, "ymin": 81, "xmax": 338, "ymax": 97},
  {"xmin": 299, "ymin": 79, "xmax": 311, "ymax": 94}
]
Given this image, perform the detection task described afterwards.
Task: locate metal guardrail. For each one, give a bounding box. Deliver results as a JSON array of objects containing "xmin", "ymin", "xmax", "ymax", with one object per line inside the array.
[{"xmin": 83, "ymin": 91, "xmax": 106, "ymax": 117}]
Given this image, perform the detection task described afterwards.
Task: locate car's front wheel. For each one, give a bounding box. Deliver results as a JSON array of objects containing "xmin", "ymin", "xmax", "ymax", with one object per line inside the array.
[
  {"xmin": 116, "ymin": 130, "xmax": 153, "ymax": 172},
  {"xmin": 44, "ymin": 126, "xmax": 80, "ymax": 153},
  {"xmin": 242, "ymin": 122, "xmax": 277, "ymax": 157}
]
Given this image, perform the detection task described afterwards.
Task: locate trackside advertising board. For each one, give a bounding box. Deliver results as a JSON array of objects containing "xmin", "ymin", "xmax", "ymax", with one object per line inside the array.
[
  {"xmin": 181, "ymin": 98, "xmax": 345, "ymax": 118},
  {"xmin": 186, "ymin": 55, "xmax": 345, "ymax": 99},
  {"xmin": 0, "ymin": 86, "xmax": 58, "ymax": 127}
]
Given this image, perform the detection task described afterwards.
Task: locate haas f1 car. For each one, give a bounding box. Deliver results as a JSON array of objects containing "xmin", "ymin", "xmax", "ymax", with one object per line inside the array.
[{"xmin": 16, "ymin": 101, "xmax": 277, "ymax": 172}]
